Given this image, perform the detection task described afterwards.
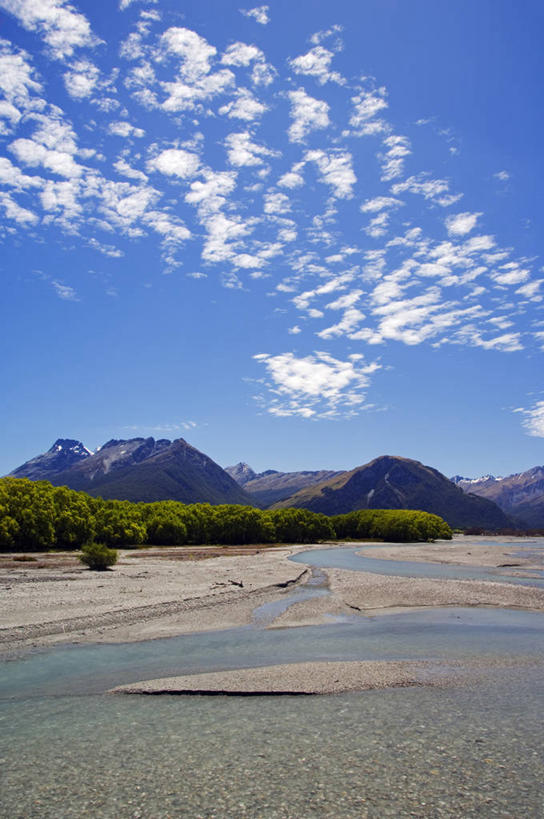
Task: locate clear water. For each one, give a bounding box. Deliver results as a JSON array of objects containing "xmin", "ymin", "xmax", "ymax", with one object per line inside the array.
[
  {"xmin": 2, "ymin": 607, "xmax": 543, "ymax": 701},
  {"xmin": 1, "ymin": 540, "xmax": 544, "ymax": 817},
  {"xmin": 290, "ymin": 539, "xmax": 544, "ymax": 586},
  {"xmin": 2, "ymin": 671, "xmax": 543, "ymax": 818}
]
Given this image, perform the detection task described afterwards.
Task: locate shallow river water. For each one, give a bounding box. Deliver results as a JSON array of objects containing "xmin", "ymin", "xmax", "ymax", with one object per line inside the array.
[{"xmin": 1, "ymin": 538, "xmax": 543, "ymax": 818}]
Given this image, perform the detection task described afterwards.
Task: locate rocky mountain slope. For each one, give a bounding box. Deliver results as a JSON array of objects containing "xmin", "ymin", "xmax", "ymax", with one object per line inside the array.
[
  {"xmin": 10, "ymin": 439, "xmax": 93, "ymax": 480},
  {"xmin": 271, "ymin": 455, "xmax": 513, "ymax": 529},
  {"xmin": 452, "ymin": 467, "xmax": 544, "ymax": 528},
  {"xmin": 225, "ymin": 462, "xmax": 342, "ymax": 506},
  {"xmin": 10, "ymin": 438, "xmax": 255, "ymax": 506}
]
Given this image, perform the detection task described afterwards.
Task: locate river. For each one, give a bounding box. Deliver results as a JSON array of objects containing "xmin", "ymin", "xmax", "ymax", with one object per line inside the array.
[{"xmin": 1, "ymin": 538, "xmax": 543, "ymax": 817}]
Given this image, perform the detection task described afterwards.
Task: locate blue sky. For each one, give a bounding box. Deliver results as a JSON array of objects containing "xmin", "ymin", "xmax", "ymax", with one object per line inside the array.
[{"xmin": 1, "ymin": 0, "xmax": 543, "ymax": 479}]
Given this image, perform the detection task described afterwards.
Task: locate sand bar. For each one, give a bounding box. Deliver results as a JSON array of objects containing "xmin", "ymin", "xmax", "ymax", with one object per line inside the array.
[
  {"xmin": 110, "ymin": 655, "xmax": 544, "ymax": 696},
  {"xmin": 110, "ymin": 660, "xmax": 440, "ymax": 695},
  {"xmin": 359, "ymin": 535, "xmax": 544, "ymax": 576}
]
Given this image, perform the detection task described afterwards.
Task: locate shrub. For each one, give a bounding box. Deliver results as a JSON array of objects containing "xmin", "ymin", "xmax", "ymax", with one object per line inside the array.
[{"xmin": 79, "ymin": 541, "xmax": 118, "ymax": 571}]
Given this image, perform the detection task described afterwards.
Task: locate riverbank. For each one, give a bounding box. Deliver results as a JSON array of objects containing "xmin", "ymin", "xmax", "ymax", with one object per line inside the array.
[
  {"xmin": 1, "ymin": 537, "xmax": 544, "ymax": 655},
  {"xmin": 0, "ymin": 545, "xmax": 309, "ymax": 654}
]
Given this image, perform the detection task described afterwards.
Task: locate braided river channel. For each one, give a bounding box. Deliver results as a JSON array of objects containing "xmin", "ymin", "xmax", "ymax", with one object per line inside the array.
[{"xmin": 1, "ymin": 538, "xmax": 543, "ymax": 818}]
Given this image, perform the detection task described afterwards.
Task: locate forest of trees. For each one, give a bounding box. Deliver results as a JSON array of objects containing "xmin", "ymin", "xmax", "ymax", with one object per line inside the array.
[
  {"xmin": 332, "ymin": 509, "xmax": 452, "ymax": 542},
  {"xmin": 0, "ymin": 477, "xmax": 452, "ymax": 552}
]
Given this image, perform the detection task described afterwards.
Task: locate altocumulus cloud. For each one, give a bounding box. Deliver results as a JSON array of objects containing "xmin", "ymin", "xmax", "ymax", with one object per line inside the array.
[
  {"xmin": 514, "ymin": 401, "xmax": 544, "ymax": 438},
  {"xmin": 253, "ymin": 352, "xmax": 380, "ymax": 418},
  {"xmin": 0, "ymin": 3, "xmax": 541, "ymax": 422}
]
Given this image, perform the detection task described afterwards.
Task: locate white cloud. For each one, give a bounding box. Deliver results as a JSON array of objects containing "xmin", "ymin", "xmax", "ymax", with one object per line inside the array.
[
  {"xmin": 108, "ymin": 120, "xmax": 145, "ymax": 138},
  {"xmin": 445, "ymin": 211, "xmax": 481, "ymax": 236},
  {"xmin": 379, "ymin": 134, "xmax": 411, "ymax": 181},
  {"xmin": 219, "ymin": 87, "xmax": 267, "ymax": 121},
  {"xmin": 119, "ymin": 0, "xmax": 157, "ymax": 9},
  {"xmin": 232, "ymin": 252, "xmax": 264, "ymax": 269},
  {"xmin": 220, "ymin": 41, "xmax": 276, "ymax": 86},
  {"xmin": 349, "ymin": 290, "xmax": 488, "ymax": 347},
  {"xmin": 289, "ymin": 46, "xmax": 344, "ymax": 85},
  {"xmin": 456, "ymin": 327, "xmax": 523, "ymax": 352},
  {"xmin": 491, "ymin": 265, "xmax": 529, "ymax": 286},
  {"xmin": 9, "ymin": 137, "xmax": 82, "ymax": 178},
  {"xmin": 305, "ymin": 149, "xmax": 356, "ymax": 198},
  {"xmin": 310, "ymin": 25, "xmax": 343, "ymax": 45},
  {"xmin": 158, "ymin": 27, "xmax": 234, "ymax": 111},
  {"xmin": 516, "ymin": 280, "xmax": 543, "ymax": 301},
  {"xmin": 349, "ymin": 88, "xmax": 388, "ymax": 133},
  {"xmin": 254, "ymin": 351, "xmax": 379, "ymax": 418},
  {"xmin": 142, "ymin": 210, "xmax": 191, "ymax": 265},
  {"xmin": 185, "ymin": 169, "xmax": 237, "ymax": 214},
  {"xmin": 1, "ymin": 14, "xmax": 540, "ymax": 380},
  {"xmin": 63, "ymin": 59, "xmax": 99, "ymax": 98},
  {"xmin": 143, "ymin": 210, "xmax": 190, "ymax": 242},
  {"xmin": 0, "ymin": 156, "xmax": 42, "ymax": 189},
  {"xmin": 240, "ymin": 5, "xmax": 269, "ymax": 25},
  {"xmin": 40, "ymin": 177, "xmax": 82, "ymax": 222},
  {"xmin": 278, "ymin": 164, "xmax": 305, "ymax": 189},
  {"xmin": 0, "ymin": 190, "xmax": 39, "ymax": 224},
  {"xmin": 287, "ymin": 88, "xmax": 329, "ymax": 142},
  {"xmin": 115, "ymin": 187, "xmax": 155, "ymax": 221},
  {"xmin": 251, "ymin": 60, "xmax": 276, "ymax": 86},
  {"xmin": 201, "ymin": 211, "xmax": 255, "ymax": 263},
  {"xmin": 113, "ymin": 158, "xmax": 148, "ymax": 182},
  {"xmin": 160, "ymin": 71, "xmax": 234, "ymax": 111},
  {"xmin": 534, "ymin": 331, "xmax": 544, "ymax": 350},
  {"xmin": 278, "ymin": 226, "xmax": 297, "ymax": 242},
  {"xmin": 317, "ymin": 307, "xmax": 365, "ymax": 339},
  {"xmin": 365, "ymin": 212, "xmax": 390, "ymax": 238},
  {"xmin": 52, "ymin": 280, "xmax": 78, "ymax": 300},
  {"xmin": 160, "ymin": 26, "xmax": 216, "ymax": 74},
  {"xmin": 147, "ymin": 148, "xmax": 200, "ymax": 179},
  {"xmin": 264, "ymin": 192, "xmax": 290, "ymax": 214},
  {"xmin": 514, "ymin": 401, "xmax": 544, "ymax": 437},
  {"xmin": 0, "ymin": 39, "xmax": 44, "ymax": 135},
  {"xmin": 293, "ymin": 273, "xmax": 355, "ymax": 312},
  {"xmin": 392, "ymin": 174, "xmax": 462, "ymax": 207},
  {"xmin": 87, "ymin": 237, "xmax": 123, "ymax": 257},
  {"xmin": 221, "ymin": 42, "xmax": 264, "ymax": 66},
  {"xmin": 225, "ymin": 131, "xmax": 277, "ymax": 166},
  {"xmin": 361, "ymin": 196, "xmax": 403, "ymax": 213},
  {"xmin": 326, "ymin": 290, "xmax": 362, "ymax": 310},
  {"xmin": 1, "ymin": 0, "xmax": 101, "ymax": 60}
]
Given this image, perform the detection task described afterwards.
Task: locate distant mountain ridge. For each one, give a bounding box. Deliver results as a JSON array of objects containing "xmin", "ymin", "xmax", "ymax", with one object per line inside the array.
[
  {"xmin": 8, "ymin": 440, "xmax": 528, "ymax": 528},
  {"xmin": 452, "ymin": 467, "xmax": 544, "ymax": 528},
  {"xmin": 10, "ymin": 437, "xmax": 254, "ymax": 506},
  {"xmin": 225, "ymin": 462, "xmax": 343, "ymax": 506},
  {"xmin": 269, "ymin": 455, "xmax": 513, "ymax": 529}
]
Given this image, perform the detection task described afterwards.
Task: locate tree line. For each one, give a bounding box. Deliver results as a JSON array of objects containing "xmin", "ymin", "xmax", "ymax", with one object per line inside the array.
[{"xmin": 0, "ymin": 477, "xmax": 452, "ymax": 552}]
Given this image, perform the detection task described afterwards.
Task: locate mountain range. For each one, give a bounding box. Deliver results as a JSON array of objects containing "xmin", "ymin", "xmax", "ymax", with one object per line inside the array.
[
  {"xmin": 452, "ymin": 468, "xmax": 544, "ymax": 528},
  {"xmin": 6, "ymin": 436, "xmax": 534, "ymax": 529},
  {"xmin": 10, "ymin": 438, "xmax": 253, "ymax": 506},
  {"xmin": 224, "ymin": 463, "xmax": 343, "ymax": 507},
  {"xmin": 265, "ymin": 456, "xmax": 513, "ymax": 529}
]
